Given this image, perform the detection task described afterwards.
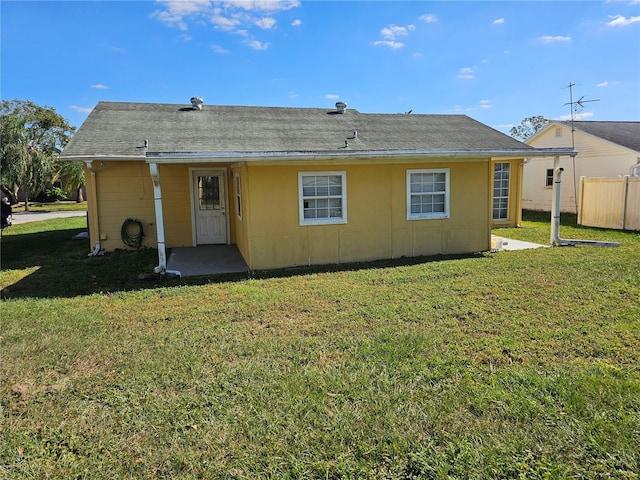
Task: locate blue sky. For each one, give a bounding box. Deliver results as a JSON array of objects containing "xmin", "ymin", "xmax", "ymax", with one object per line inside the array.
[{"xmin": 2, "ymin": 1, "xmax": 639, "ymax": 134}]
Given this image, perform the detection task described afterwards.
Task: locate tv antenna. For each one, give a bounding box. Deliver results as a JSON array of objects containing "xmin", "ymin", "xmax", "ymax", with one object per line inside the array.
[
  {"xmin": 564, "ymin": 83, "xmax": 599, "ymax": 131},
  {"xmin": 563, "ymin": 82, "xmax": 599, "ymax": 212}
]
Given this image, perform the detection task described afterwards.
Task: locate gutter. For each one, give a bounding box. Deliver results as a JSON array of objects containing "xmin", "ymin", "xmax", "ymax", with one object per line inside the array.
[
  {"xmin": 145, "ymin": 147, "xmax": 577, "ymax": 164},
  {"xmin": 59, "ymin": 154, "xmax": 147, "ymax": 162}
]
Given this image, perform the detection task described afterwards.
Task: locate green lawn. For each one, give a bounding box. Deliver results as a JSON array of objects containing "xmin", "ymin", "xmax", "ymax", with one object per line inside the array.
[{"xmin": 1, "ymin": 213, "xmax": 639, "ymax": 478}]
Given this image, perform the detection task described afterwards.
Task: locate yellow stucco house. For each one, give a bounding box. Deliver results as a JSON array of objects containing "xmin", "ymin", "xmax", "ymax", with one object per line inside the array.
[{"xmin": 60, "ymin": 100, "xmax": 574, "ymax": 274}]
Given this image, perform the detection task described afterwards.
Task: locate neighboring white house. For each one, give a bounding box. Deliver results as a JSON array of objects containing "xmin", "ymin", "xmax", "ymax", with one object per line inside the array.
[{"xmin": 523, "ymin": 121, "xmax": 640, "ymax": 213}]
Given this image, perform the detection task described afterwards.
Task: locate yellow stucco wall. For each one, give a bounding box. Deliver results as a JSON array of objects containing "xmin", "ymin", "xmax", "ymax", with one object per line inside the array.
[
  {"xmin": 159, "ymin": 165, "xmax": 192, "ymax": 247},
  {"xmin": 88, "ymin": 157, "xmax": 520, "ymax": 269},
  {"xmin": 86, "ymin": 161, "xmax": 156, "ymax": 251},
  {"xmin": 230, "ymin": 163, "xmax": 250, "ymax": 265},
  {"xmin": 87, "ymin": 162, "xmax": 243, "ymax": 251},
  {"xmin": 241, "ymin": 160, "xmax": 492, "ymax": 270}
]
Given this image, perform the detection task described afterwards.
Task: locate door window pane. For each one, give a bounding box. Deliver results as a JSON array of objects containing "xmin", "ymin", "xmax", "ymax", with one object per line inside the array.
[{"xmin": 198, "ymin": 176, "xmax": 220, "ymax": 210}]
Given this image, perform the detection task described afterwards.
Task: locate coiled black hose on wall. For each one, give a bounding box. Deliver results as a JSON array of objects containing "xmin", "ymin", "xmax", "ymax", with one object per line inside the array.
[{"xmin": 121, "ymin": 218, "xmax": 144, "ymax": 248}]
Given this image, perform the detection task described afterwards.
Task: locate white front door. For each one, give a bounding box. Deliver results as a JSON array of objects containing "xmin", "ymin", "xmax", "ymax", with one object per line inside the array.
[{"xmin": 193, "ymin": 170, "xmax": 227, "ymax": 244}]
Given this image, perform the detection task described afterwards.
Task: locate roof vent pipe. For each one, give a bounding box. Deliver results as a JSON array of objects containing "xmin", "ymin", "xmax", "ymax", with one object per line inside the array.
[
  {"xmin": 335, "ymin": 101, "xmax": 347, "ymax": 113},
  {"xmin": 190, "ymin": 97, "xmax": 204, "ymax": 110}
]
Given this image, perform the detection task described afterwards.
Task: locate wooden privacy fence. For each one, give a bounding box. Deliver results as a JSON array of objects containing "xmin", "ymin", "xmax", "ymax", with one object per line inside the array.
[{"xmin": 578, "ymin": 176, "xmax": 640, "ymax": 231}]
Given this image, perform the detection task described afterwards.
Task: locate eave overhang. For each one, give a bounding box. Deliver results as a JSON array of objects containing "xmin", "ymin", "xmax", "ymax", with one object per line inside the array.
[
  {"xmin": 59, "ymin": 147, "xmax": 576, "ymax": 164},
  {"xmin": 143, "ymin": 147, "xmax": 576, "ymax": 164}
]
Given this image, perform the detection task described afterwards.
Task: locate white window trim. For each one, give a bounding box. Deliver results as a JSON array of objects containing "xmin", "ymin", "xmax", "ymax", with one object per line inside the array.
[
  {"xmin": 298, "ymin": 171, "xmax": 347, "ymax": 226},
  {"xmin": 406, "ymin": 168, "xmax": 450, "ymax": 220},
  {"xmin": 545, "ymin": 168, "xmax": 554, "ymax": 189},
  {"xmin": 234, "ymin": 172, "xmax": 242, "ymax": 220},
  {"xmin": 493, "ymin": 162, "xmax": 510, "ymax": 222}
]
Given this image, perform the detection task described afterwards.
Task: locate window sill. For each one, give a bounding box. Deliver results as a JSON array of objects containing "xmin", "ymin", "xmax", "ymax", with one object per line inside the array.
[
  {"xmin": 300, "ymin": 219, "xmax": 347, "ymax": 226},
  {"xmin": 407, "ymin": 214, "xmax": 449, "ymax": 221}
]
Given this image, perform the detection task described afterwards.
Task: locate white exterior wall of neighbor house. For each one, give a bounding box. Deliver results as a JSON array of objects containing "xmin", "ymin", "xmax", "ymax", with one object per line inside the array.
[{"xmin": 523, "ymin": 123, "xmax": 638, "ymax": 213}]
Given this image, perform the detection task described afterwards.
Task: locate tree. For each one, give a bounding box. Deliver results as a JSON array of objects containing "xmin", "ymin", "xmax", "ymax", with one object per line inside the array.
[
  {"xmin": 509, "ymin": 115, "xmax": 550, "ymax": 141},
  {"xmin": 1, "ymin": 99, "xmax": 75, "ymax": 210},
  {"xmin": 53, "ymin": 159, "xmax": 85, "ymax": 203}
]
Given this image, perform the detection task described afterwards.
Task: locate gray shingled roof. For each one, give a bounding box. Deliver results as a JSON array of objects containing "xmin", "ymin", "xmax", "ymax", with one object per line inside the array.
[
  {"xmin": 559, "ymin": 121, "xmax": 640, "ymax": 153},
  {"xmin": 60, "ymin": 101, "xmax": 536, "ymax": 160}
]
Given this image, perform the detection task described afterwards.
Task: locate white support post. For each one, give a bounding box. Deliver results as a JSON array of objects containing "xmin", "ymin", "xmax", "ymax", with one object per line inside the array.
[
  {"xmin": 149, "ymin": 162, "xmax": 167, "ymax": 274},
  {"xmin": 550, "ymin": 156, "xmax": 562, "ymax": 246}
]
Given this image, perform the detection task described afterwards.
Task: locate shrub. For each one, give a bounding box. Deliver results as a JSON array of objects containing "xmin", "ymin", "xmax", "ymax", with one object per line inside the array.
[{"xmin": 42, "ymin": 186, "xmax": 67, "ymax": 202}]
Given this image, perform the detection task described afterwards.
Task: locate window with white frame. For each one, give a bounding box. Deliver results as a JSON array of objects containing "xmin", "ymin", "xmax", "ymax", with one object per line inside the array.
[
  {"xmin": 298, "ymin": 171, "xmax": 347, "ymax": 225},
  {"xmin": 493, "ymin": 162, "xmax": 510, "ymax": 221},
  {"xmin": 407, "ymin": 169, "xmax": 450, "ymax": 220},
  {"xmin": 234, "ymin": 173, "xmax": 242, "ymax": 219},
  {"xmin": 545, "ymin": 168, "xmax": 554, "ymax": 188}
]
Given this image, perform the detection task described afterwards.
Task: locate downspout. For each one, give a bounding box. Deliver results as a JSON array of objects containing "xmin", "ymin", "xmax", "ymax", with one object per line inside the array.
[
  {"xmin": 148, "ymin": 161, "xmax": 180, "ymax": 276},
  {"xmin": 85, "ymin": 160, "xmax": 102, "ymax": 256},
  {"xmin": 550, "ymin": 157, "xmax": 619, "ymax": 247}
]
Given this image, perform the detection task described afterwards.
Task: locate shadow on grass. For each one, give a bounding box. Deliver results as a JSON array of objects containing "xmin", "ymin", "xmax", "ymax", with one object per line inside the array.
[
  {"xmin": 1, "ymin": 223, "xmax": 483, "ymax": 299},
  {"xmin": 1, "ymin": 226, "xmax": 162, "ymax": 299}
]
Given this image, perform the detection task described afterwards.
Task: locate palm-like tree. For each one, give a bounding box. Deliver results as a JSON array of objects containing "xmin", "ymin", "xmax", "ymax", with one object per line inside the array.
[
  {"xmin": 54, "ymin": 160, "xmax": 85, "ymax": 203},
  {"xmin": 1, "ymin": 100, "xmax": 75, "ymax": 210}
]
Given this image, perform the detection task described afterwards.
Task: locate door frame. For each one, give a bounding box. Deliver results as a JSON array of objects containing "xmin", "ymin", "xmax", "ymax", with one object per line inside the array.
[{"xmin": 189, "ymin": 167, "xmax": 230, "ymax": 246}]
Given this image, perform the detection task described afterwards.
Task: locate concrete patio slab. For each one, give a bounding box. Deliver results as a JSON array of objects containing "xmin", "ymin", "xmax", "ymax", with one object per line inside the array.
[
  {"xmin": 167, "ymin": 244, "xmax": 249, "ymax": 277},
  {"xmin": 491, "ymin": 235, "xmax": 549, "ymax": 251}
]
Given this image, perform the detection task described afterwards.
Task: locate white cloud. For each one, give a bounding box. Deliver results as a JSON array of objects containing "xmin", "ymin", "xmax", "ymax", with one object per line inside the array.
[
  {"xmin": 458, "ymin": 67, "xmax": 475, "ymax": 79},
  {"xmin": 291, "ymin": 19, "xmax": 301, "ymax": 27},
  {"xmin": 480, "ymin": 99, "xmax": 492, "ymax": 109},
  {"xmin": 91, "ymin": 84, "xmax": 109, "ymax": 90},
  {"xmin": 380, "ymin": 24, "xmax": 415, "ymax": 40},
  {"xmin": 245, "ymin": 39, "xmax": 270, "ymax": 50},
  {"xmin": 419, "ymin": 14, "xmax": 437, "ymax": 23},
  {"xmin": 539, "ymin": 35, "xmax": 572, "ymax": 43},
  {"xmin": 69, "ymin": 105, "xmax": 93, "ymax": 113},
  {"xmin": 373, "ymin": 40, "xmax": 404, "ymax": 49},
  {"xmin": 152, "ymin": 0, "xmax": 212, "ymax": 30},
  {"xmin": 493, "ymin": 18, "xmax": 505, "ymax": 25},
  {"xmin": 180, "ymin": 33, "xmax": 193, "ymax": 41},
  {"xmin": 557, "ymin": 111, "xmax": 594, "ymax": 121},
  {"xmin": 211, "ymin": 44, "xmax": 230, "ymax": 53},
  {"xmin": 211, "ymin": 12, "xmax": 242, "ymax": 31},
  {"xmin": 374, "ymin": 23, "xmax": 414, "ymax": 49},
  {"xmin": 606, "ymin": 15, "xmax": 640, "ymax": 27},
  {"xmin": 101, "ymin": 42, "xmax": 126, "ymax": 53},
  {"xmin": 325, "ymin": 94, "xmax": 340, "ymax": 100},
  {"xmin": 451, "ymin": 105, "xmax": 472, "ymax": 113},
  {"xmin": 152, "ymin": 0, "xmax": 300, "ymax": 49},
  {"xmin": 597, "ymin": 81, "xmax": 609, "ymax": 87},
  {"xmin": 255, "ymin": 16, "xmax": 276, "ymax": 29},
  {"xmin": 223, "ymin": 0, "xmax": 300, "ymax": 11}
]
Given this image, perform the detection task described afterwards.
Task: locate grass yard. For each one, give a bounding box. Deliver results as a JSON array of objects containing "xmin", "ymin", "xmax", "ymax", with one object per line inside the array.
[{"xmin": 1, "ymin": 213, "xmax": 639, "ymax": 478}]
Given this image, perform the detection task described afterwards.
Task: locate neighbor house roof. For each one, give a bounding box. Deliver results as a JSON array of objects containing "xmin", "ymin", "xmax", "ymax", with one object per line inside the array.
[
  {"xmin": 557, "ymin": 121, "xmax": 640, "ymax": 153},
  {"xmin": 60, "ymin": 101, "xmax": 573, "ymax": 162}
]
